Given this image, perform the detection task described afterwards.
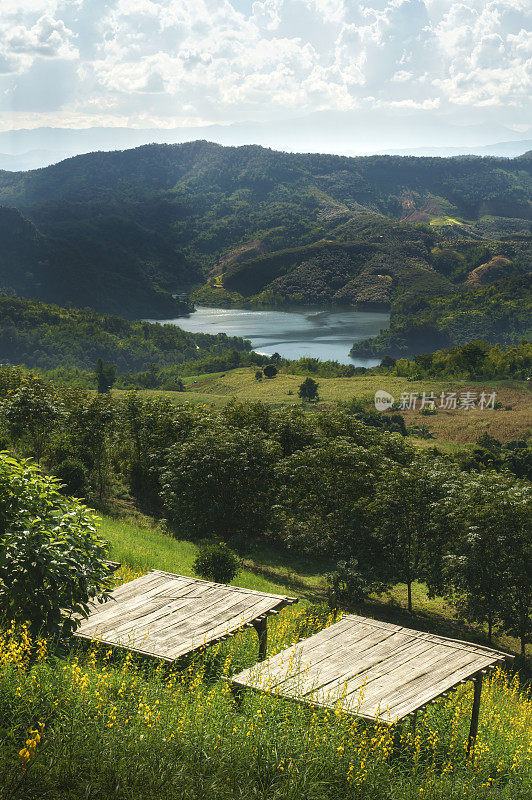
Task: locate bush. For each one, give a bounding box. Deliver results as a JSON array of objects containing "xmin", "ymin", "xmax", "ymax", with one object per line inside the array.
[
  {"xmin": 54, "ymin": 458, "xmax": 88, "ymax": 496},
  {"xmin": 193, "ymin": 542, "xmax": 240, "ymax": 584},
  {"xmin": 0, "ymin": 452, "xmax": 113, "ymax": 642},
  {"xmin": 263, "ymin": 364, "xmax": 278, "ymax": 379},
  {"xmin": 298, "ymin": 377, "xmax": 319, "ymax": 401},
  {"xmin": 327, "ymin": 558, "xmax": 390, "ymax": 609}
]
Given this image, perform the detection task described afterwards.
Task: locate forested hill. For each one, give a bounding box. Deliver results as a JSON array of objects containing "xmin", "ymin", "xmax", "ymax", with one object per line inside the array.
[
  {"xmin": 0, "ymin": 206, "xmax": 189, "ymax": 318},
  {"xmin": 0, "ymin": 294, "xmax": 250, "ymax": 373},
  {"xmin": 0, "ymin": 141, "xmax": 530, "ymax": 316}
]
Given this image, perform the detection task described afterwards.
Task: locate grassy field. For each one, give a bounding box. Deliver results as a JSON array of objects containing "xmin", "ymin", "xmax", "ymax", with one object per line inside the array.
[
  {"xmin": 113, "ymin": 368, "xmax": 531, "ymax": 445},
  {"xmin": 100, "ymin": 516, "xmax": 323, "ymax": 598}
]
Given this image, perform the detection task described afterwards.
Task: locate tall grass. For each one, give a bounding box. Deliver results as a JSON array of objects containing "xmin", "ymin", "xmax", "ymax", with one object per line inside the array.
[{"xmin": 0, "ymin": 614, "xmax": 531, "ymax": 800}]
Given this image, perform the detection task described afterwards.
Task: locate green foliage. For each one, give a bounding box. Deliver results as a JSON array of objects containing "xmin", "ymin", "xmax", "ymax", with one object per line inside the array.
[
  {"xmin": 352, "ymin": 276, "xmax": 532, "ymax": 358},
  {"xmin": 372, "ymin": 454, "xmax": 452, "ymax": 613},
  {"xmin": 161, "ymin": 425, "xmax": 280, "ymax": 540},
  {"xmin": 273, "ymin": 436, "xmax": 383, "ymax": 558},
  {"xmin": 459, "ymin": 436, "xmax": 532, "ymax": 480},
  {"xmin": 0, "ymin": 294, "xmax": 251, "ymax": 374},
  {"xmin": 95, "ymin": 358, "xmax": 116, "ymax": 394},
  {"xmin": 0, "ymin": 205, "xmax": 190, "ymax": 318},
  {"xmin": 193, "ymin": 542, "xmax": 240, "ymax": 584},
  {"xmin": 3, "ymin": 382, "xmax": 61, "ymax": 464},
  {"xmin": 440, "ymin": 472, "xmax": 532, "ymax": 654},
  {"xmin": 298, "ymin": 377, "xmax": 319, "ymax": 401},
  {"xmin": 54, "ymin": 458, "xmax": 87, "ymax": 496},
  {"xmin": 0, "ymin": 453, "xmax": 112, "ymax": 641},
  {"xmin": 287, "ymin": 356, "xmax": 364, "ymax": 378},
  {"xmin": 263, "ymin": 364, "xmax": 278, "ymax": 379},
  {"xmin": 327, "ymin": 558, "xmax": 389, "ymax": 609},
  {"xmin": 391, "ymin": 339, "xmax": 532, "ymax": 380}
]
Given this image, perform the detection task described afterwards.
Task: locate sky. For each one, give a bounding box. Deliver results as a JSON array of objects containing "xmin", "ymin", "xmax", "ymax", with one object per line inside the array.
[{"xmin": 0, "ymin": 0, "xmax": 530, "ymax": 153}]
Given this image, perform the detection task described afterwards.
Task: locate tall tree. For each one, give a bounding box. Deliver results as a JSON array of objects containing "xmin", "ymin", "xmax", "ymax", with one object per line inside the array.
[
  {"xmin": 95, "ymin": 359, "xmax": 116, "ymax": 394},
  {"xmin": 161, "ymin": 425, "xmax": 280, "ymax": 541},
  {"xmin": 443, "ymin": 473, "xmax": 531, "ymax": 649},
  {"xmin": 373, "ymin": 455, "xmax": 449, "ymax": 613},
  {"xmin": 3, "ymin": 383, "xmax": 61, "ymax": 464},
  {"xmin": 72, "ymin": 396, "xmax": 116, "ymax": 500},
  {"xmin": 274, "ymin": 437, "xmax": 383, "ymax": 564}
]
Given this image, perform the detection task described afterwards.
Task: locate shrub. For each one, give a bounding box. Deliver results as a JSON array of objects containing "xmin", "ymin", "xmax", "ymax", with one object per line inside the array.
[
  {"xmin": 0, "ymin": 453, "xmax": 113, "ymax": 642},
  {"xmin": 327, "ymin": 558, "xmax": 390, "ymax": 609},
  {"xmin": 54, "ymin": 458, "xmax": 88, "ymax": 496},
  {"xmin": 263, "ymin": 364, "xmax": 278, "ymax": 379},
  {"xmin": 193, "ymin": 542, "xmax": 240, "ymax": 583},
  {"xmin": 298, "ymin": 377, "xmax": 319, "ymax": 401}
]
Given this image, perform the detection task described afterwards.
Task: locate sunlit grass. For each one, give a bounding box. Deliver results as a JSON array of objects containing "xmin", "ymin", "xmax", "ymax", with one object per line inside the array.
[
  {"xmin": 100, "ymin": 516, "xmax": 320, "ymax": 597},
  {"xmin": 0, "ymin": 616, "xmax": 530, "ymax": 800},
  {"xmin": 111, "ymin": 368, "xmax": 531, "ymax": 444}
]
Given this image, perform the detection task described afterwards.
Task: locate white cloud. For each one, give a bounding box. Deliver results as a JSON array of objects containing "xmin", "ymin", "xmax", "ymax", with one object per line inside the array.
[
  {"xmin": 0, "ymin": 6, "xmax": 78, "ymax": 74},
  {"xmin": 0, "ymin": 0, "xmax": 530, "ymax": 131}
]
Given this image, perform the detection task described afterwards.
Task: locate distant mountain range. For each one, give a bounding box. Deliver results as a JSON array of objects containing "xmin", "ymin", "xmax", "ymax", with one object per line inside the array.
[
  {"xmin": 377, "ymin": 140, "xmax": 532, "ymax": 159},
  {"xmin": 0, "ymin": 114, "xmax": 530, "ymax": 170},
  {"xmin": 0, "ymin": 141, "xmax": 529, "ymax": 330}
]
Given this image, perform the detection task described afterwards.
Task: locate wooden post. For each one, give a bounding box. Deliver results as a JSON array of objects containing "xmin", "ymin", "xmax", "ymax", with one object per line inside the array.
[
  {"xmin": 467, "ymin": 674, "xmax": 483, "ymax": 758},
  {"xmin": 230, "ymin": 682, "xmax": 245, "ymax": 710},
  {"xmin": 253, "ymin": 617, "xmax": 268, "ymax": 661}
]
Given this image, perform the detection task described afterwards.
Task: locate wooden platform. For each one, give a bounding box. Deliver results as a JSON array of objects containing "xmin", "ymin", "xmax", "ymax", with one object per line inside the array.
[
  {"xmin": 74, "ymin": 570, "xmax": 297, "ymax": 661},
  {"xmin": 229, "ymin": 614, "xmax": 511, "ymax": 724}
]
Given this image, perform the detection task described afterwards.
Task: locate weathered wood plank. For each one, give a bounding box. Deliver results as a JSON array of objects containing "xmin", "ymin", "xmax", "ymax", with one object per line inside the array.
[
  {"xmin": 344, "ymin": 616, "xmax": 508, "ymax": 659},
  {"xmin": 136, "ymin": 593, "xmax": 274, "ymax": 654},
  {"xmin": 389, "ymin": 659, "xmax": 495, "ymax": 720},
  {"xmin": 77, "ymin": 574, "xmax": 187, "ymax": 631},
  {"xmin": 229, "ymin": 614, "xmax": 511, "ymax": 724},
  {"xmin": 75, "ymin": 570, "xmax": 297, "ymax": 662},
  {"xmin": 370, "ymin": 649, "xmax": 482, "ymax": 711},
  {"xmin": 304, "ymin": 639, "xmax": 439, "ymax": 707},
  {"xmin": 237, "ymin": 618, "xmax": 374, "ymax": 687},
  {"xmin": 270, "ymin": 629, "xmax": 403, "ymax": 697},
  {"xmin": 97, "ymin": 584, "xmax": 230, "ymax": 642}
]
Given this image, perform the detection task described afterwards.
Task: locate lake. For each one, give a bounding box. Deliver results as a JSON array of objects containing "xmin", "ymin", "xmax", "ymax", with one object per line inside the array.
[{"xmin": 157, "ymin": 306, "xmax": 389, "ymax": 366}]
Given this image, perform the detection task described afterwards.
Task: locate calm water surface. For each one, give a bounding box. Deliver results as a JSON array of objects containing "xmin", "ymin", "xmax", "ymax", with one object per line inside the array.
[{"xmin": 158, "ymin": 306, "xmax": 389, "ymax": 366}]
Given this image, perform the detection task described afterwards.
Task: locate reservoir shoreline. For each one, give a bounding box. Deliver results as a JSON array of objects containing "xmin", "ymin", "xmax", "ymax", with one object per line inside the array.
[{"xmin": 151, "ymin": 305, "xmax": 390, "ymax": 367}]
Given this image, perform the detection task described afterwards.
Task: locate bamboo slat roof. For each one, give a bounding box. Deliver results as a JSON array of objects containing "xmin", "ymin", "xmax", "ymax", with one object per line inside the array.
[
  {"xmin": 74, "ymin": 570, "xmax": 297, "ymax": 661},
  {"xmin": 229, "ymin": 614, "xmax": 511, "ymax": 723}
]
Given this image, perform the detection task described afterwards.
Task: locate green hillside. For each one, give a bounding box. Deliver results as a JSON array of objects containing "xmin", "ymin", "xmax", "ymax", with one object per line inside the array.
[
  {"xmin": 351, "ymin": 274, "xmax": 532, "ymax": 357},
  {"xmin": 0, "ymin": 142, "xmax": 530, "ymax": 319},
  {"xmin": 0, "ymin": 206, "xmax": 187, "ymax": 318},
  {"xmin": 0, "ymin": 294, "xmax": 250, "ymax": 372}
]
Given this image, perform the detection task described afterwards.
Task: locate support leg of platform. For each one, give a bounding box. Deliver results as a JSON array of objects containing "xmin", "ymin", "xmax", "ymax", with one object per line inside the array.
[{"xmin": 253, "ymin": 617, "xmax": 268, "ymax": 661}]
